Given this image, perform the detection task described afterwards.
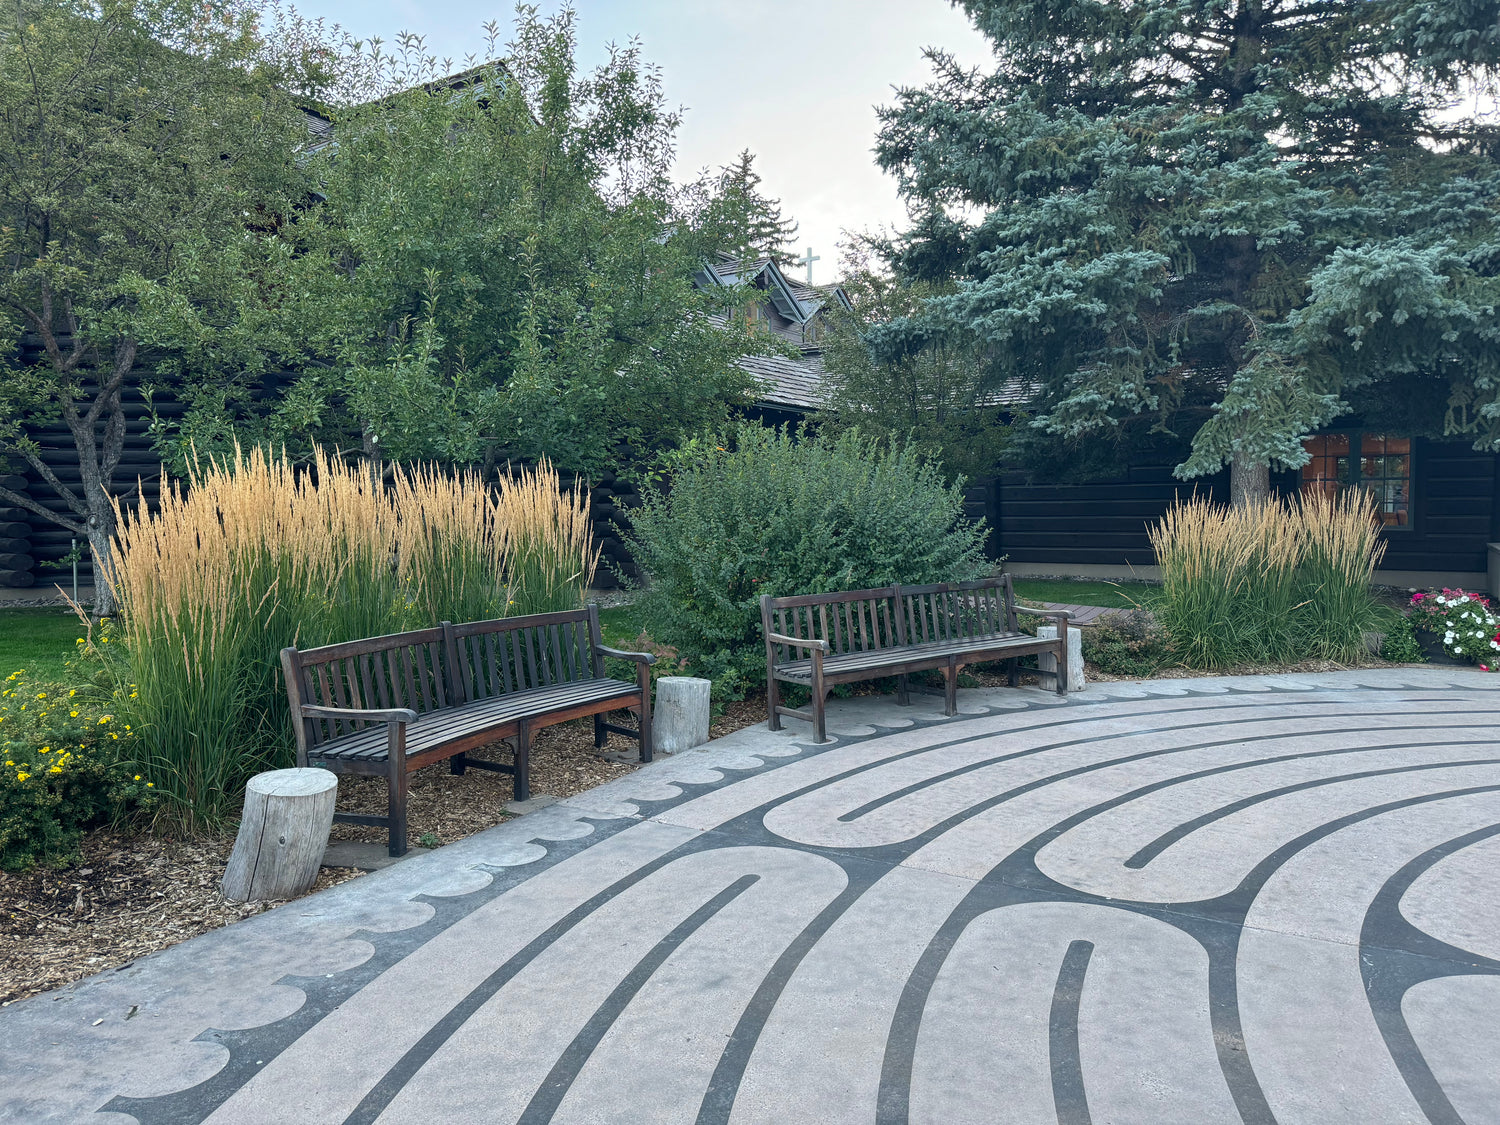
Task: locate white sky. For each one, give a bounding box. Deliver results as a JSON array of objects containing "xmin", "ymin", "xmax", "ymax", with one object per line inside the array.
[{"xmin": 285, "ymin": 1, "xmax": 993, "ymax": 284}]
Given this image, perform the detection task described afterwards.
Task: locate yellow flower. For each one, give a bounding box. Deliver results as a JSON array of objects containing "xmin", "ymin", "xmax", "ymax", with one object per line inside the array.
[
  {"xmin": 40, "ymin": 746, "xmax": 49, "ymax": 754},
  {"xmin": 3, "ymin": 761, "xmax": 11, "ymax": 767},
  {"xmin": 133, "ymin": 775, "xmax": 141, "ymax": 781},
  {"xmin": 146, "ymin": 782, "xmax": 153, "ymax": 787},
  {"xmin": 35, "ymin": 692, "xmax": 45, "ymax": 699},
  {"xmin": 68, "ymin": 689, "xmax": 76, "ymax": 697},
  {"xmin": 110, "ymin": 733, "xmax": 118, "ymax": 740},
  {"xmin": 16, "ymin": 772, "xmax": 28, "ymax": 781},
  {"xmin": 49, "ymin": 766, "xmax": 61, "ymax": 774},
  {"xmin": 98, "ymin": 716, "xmax": 111, "ymax": 725},
  {"xmin": 70, "ymin": 711, "xmax": 79, "ymax": 717}
]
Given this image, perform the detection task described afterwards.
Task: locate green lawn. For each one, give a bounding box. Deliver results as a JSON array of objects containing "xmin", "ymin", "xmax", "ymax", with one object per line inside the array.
[
  {"xmin": 1009, "ymin": 579, "xmax": 1155, "ymax": 609},
  {"xmin": 0, "ymin": 607, "xmax": 89, "ymax": 683},
  {"xmin": 597, "ymin": 603, "xmax": 647, "ymax": 648}
]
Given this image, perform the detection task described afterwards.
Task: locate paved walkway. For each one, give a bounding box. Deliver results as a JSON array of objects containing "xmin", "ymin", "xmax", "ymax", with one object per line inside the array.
[{"xmin": 3, "ymin": 669, "xmax": 1498, "ymax": 1124}]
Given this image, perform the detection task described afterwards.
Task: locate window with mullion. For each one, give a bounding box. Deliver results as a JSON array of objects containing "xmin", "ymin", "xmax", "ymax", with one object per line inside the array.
[{"xmin": 1300, "ymin": 432, "xmax": 1411, "ymax": 528}]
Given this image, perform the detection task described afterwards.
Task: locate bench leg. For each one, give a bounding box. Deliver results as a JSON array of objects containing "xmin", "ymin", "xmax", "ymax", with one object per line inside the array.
[
  {"xmin": 766, "ymin": 675, "xmax": 783, "ymax": 731},
  {"xmin": 386, "ymin": 727, "xmax": 409, "ymax": 858},
  {"xmin": 813, "ymin": 689, "xmax": 828, "ymax": 744},
  {"xmin": 513, "ymin": 720, "xmax": 531, "ymax": 803},
  {"xmin": 943, "ymin": 658, "xmax": 958, "ymax": 717},
  {"xmin": 637, "ymin": 664, "xmax": 653, "ymax": 764},
  {"xmin": 450, "ymin": 751, "xmax": 467, "ymax": 776},
  {"xmin": 1056, "ymin": 628, "xmax": 1069, "ymax": 696},
  {"xmin": 594, "ymin": 714, "xmax": 607, "ymax": 749},
  {"xmin": 1007, "ymin": 656, "xmax": 1018, "ymax": 689},
  {"xmin": 896, "ymin": 674, "xmax": 910, "ymax": 705}
]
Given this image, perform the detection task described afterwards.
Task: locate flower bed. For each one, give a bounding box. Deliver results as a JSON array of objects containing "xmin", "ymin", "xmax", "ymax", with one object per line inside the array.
[
  {"xmin": 1406, "ymin": 589, "xmax": 1500, "ymax": 671},
  {"xmin": 1, "ymin": 666, "xmax": 155, "ymax": 871}
]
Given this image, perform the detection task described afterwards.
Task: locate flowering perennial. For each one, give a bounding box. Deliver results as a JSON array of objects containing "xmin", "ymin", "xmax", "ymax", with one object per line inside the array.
[{"xmin": 1407, "ymin": 589, "xmax": 1500, "ymax": 672}]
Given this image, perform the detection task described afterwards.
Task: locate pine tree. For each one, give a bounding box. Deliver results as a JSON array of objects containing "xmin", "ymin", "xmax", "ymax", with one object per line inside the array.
[{"xmin": 873, "ymin": 0, "xmax": 1500, "ymax": 504}]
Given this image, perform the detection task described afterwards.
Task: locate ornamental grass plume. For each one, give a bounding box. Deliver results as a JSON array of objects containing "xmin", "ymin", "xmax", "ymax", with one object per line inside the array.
[
  {"xmin": 493, "ymin": 457, "xmax": 598, "ymax": 617},
  {"xmin": 109, "ymin": 446, "xmax": 596, "ymax": 830},
  {"xmin": 1150, "ymin": 490, "xmax": 1385, "ymax": 669}
]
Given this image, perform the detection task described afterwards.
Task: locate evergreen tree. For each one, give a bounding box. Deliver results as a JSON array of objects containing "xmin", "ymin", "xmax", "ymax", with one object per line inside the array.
[{"xmin": 873, "ymin": 0, "xmax": 1500, "ymax": 503}]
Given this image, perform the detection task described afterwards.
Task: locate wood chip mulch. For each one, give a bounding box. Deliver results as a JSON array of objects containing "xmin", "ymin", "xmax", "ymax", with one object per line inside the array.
[{"xmin": 0, "ymin": 700, "xmax": 766, "ymax": 1007}]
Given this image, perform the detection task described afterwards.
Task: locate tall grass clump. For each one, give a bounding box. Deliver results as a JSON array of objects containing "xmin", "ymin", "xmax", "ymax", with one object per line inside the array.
[
  {"xmin": 1296, "ymin": 490, "xmax": 1387, "ymax": 658},
  {"xmin": 625, "ymin": 423, "xmax": 989, "ymax": 695},
  {"xmin": 111, "ymin": 446, "xmax": 407, "ymax": 829},
  {"xmin": 110, "ymin": 446, "xmax": 596, "ymax": 831},
  {"xmin": 494, "ymin": 458, "xmax": 598, "ymax": 616},
  {"xmin": 1149, "ymin": 491, "xmax": 1386, "ymax": 669},
  {"xmin": 395, "ymin": 463, "xmax": 509, "ymax": 625}
]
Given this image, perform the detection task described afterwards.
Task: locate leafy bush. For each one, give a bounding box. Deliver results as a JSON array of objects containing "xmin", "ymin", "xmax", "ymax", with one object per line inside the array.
[
  {"xmin": 1081, "ymin": 612, "xmax": 1176, "ymax": 677},
  {"xmin": 625, "ymin": 424, "xmax": 989, "ymax": 693},
  {"xmin": 0, "ymin": 667, "xmax": 155, "ymax": 871},
  {"xmin": 1378, "ymin": 613, "xmax": 1427, "ymax": 664},
  {"xmin": 1406, "ymin": 589, "xmax": 1500, "ymax": 669},
  {"xmin": 111, "ymin": 445, "xmax": 596, "ymax": 831},
  {"xmin": 1149, "ymin": 492, "xmax": 1385, "ymax": 668}
]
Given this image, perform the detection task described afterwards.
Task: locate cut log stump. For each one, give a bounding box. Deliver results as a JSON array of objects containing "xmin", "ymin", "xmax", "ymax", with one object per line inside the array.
[
  {"xmin": 221, "ymin": 768, "xmax": 338, "ymax": 903},
  {"xmin": 655, "ymin": 676, "xmax": 712, "ymax": 753},
  {"xmin": 1037, "ymin": 625, "xmax": 1086, "ymax": 692}
]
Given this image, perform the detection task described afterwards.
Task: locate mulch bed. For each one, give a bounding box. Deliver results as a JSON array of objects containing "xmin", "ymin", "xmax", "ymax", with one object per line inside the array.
[{"xmin": 0, "ymin": 699, "xmax": 765, "ymax": 1006}]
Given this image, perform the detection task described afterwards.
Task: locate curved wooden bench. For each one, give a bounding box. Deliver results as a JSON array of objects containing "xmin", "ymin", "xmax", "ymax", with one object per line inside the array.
[
  {"xmin": 281, "ymin": 605, "xmax": 653, "ymax": 856},
  {"xmin": 760, "ymin": 576, "xmax": 1069, "ymax": 742}
]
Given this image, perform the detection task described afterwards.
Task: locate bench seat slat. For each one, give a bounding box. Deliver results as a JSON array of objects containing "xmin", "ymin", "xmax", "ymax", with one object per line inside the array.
[
  {"xmin": 771, "ymin": 632, "xmax": 1043, "ymax": 682},
  {"xmin": 308, "ymin": 678, "xmax": 640, "ymax": 764}
]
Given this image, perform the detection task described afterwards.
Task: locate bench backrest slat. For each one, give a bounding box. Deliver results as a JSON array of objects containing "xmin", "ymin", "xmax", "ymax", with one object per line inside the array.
[{"xmin": 284, "ymin": 607, "xmax": 606, "ymax": 754}]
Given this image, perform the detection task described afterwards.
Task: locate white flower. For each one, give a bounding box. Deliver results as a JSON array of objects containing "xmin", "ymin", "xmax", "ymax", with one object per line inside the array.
[{"xmin": 1456, "ymin": 647, "xmax": 1465, "ymax": 654}]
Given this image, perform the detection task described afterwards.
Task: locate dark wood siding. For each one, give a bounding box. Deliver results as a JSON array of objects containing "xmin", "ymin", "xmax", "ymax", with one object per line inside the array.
[
  {"xmin": 992, "ymin": 438, "xmax": 1500, "ymax": 575},
  {"xmin": 993, "ymin": 463, "xmax": 1230, "ymax": 567}
]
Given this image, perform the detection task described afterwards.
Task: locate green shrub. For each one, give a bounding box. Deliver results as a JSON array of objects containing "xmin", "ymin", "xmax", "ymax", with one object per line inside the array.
[
  {"xmin": 1081, "ymin": 612, "xmax": 1176, "ymax": 677},
  {"xmin": 1378, "ymin": 613, "xmax": 1427, "ymax": 664},
  {"xmin": 624, "ymin": 424, "xmax": 989, "ymax": 693},
  {"xmin": 0, "ymin": 668, "xmax": 155, "ymax": 871}
]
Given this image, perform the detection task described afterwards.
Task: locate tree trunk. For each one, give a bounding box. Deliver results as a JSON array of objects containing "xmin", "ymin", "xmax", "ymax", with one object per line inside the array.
[
  {"xmin": 87, "ymin": 515, "xmax": 118, "ymax": 617},
  {"xmin": 1230, "ymin": 454, "xmax": 1270, "ymax": 508}
]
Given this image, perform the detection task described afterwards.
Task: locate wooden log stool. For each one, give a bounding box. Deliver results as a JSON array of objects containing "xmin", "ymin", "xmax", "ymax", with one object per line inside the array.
[{"xmin": 221, "ymin": 768, "xmax": 338, "ymax": 902}]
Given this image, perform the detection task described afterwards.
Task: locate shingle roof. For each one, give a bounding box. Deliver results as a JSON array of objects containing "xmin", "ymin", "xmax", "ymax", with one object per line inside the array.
[{"xmin": 737, "ymin": 351, "xmax": 827, "ymax": 410}]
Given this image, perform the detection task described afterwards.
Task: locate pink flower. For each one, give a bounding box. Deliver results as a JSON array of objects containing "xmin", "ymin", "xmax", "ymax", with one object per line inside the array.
[
  {"xmin": 1411, "ymin": 593, "xmax": 1426, "ymax": 602},
  {"xmin": 1484, "ymin": 665, "xmax": 1492, "ymax": 672}
]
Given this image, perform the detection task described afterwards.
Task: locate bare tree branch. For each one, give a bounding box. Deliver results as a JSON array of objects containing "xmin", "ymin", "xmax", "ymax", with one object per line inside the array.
[{"xmin": 0, "ymin": 483, "xmax": 85, "ymax": 535}]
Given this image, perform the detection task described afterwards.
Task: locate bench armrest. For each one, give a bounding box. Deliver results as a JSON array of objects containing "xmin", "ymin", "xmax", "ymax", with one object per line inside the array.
[
  {"xmin": 597, "ymin": 645, "xmax": 657, "ymax": 665},
  {"xmin": 300, "ymin": 704, "xmax": 418, "ymax": 724},
  {"xmin": 766, "ymin": 632, "xmax": 831, "ymax": 653}
]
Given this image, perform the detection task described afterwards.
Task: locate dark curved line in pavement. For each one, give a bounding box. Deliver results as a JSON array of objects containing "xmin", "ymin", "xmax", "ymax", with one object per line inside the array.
[
  {"xmin": 339, "ymin": 836, "xmax": 726, "ymax": 1125},
  {"xmin": 694, "ymin": 879, "xmax": 874, "ymax": 1125},
  {"xmin": 1049, "ymin": 940, "xmax": 1095, "ymax": 1125},
  {"xmin": 517, "ymin": 875, "xmax": 760, "ymax": 1125},
  {"xmin": 1124, "ymin": 752, "xmax": 1500, "ymax": 869},
  {"xmin": 875, "ymin": 784, "xmax": 1500, "ymax": 1125},
  {"xmin": 1360, "ymin": 823, "xmax": 1500, "ymax": 1125},
  {"xmin": 835, "ymin": 715, "xmax": 1496, "ymax": 826}
]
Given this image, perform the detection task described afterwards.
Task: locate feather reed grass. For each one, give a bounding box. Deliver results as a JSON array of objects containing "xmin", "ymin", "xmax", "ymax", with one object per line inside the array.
[
  {"xmin": 110, "ymin": 446, "xmax": 595, "ymax": 831},
  {"xmin": 1150, "ymin": 491, "xmax": 1386, "ymax": 669}
]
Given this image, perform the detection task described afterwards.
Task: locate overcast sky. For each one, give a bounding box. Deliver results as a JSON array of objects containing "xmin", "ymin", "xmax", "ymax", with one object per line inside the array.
[{"xmin": 286, "ymin": 1, "xmax": 993, "ymax": 284}]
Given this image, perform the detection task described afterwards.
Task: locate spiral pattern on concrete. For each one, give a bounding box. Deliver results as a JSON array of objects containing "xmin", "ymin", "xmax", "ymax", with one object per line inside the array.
[{"xmin": 8, "ymin": 678, "xmax": 1500, "ymax": 1125}]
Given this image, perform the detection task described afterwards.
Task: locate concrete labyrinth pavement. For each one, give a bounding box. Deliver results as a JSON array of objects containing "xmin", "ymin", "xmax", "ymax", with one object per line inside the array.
[{"xmin": 2, "ymin": 670, "xmax": 1499, "ymax": 1124}]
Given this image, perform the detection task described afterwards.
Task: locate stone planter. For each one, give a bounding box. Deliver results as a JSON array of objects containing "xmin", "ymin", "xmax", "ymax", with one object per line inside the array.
[{"xmin": 1414, "ymin": 630, "xmax": 1468, "ymax": 667}]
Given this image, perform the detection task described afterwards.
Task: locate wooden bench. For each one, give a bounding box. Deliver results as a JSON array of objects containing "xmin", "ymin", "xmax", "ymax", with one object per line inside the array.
[
  {"xmin": 280, "ymin": 606, "xmax": 654, "ymax": 856},
  {"xmin": 760, "ymin": 576, "xmax": 1070, "ymax": 742}
]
